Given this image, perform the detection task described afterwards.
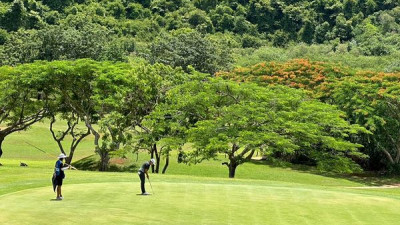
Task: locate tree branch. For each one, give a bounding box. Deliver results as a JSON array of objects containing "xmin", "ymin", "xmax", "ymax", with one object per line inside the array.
[
  {"xmin": 378, "ymin": 142, "xmax": 395, "ymax": 164},
  {"xmin": 84, "ymin": 116, "xmax": 100, "ymax": 146},
  {"xmin": 3, "ymin": 109, "xmax": 45, "ymax": 135}
]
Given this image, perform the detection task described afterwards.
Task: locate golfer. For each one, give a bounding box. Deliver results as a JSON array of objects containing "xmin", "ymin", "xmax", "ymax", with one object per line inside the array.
[
  {"xmin": 53, "ymin": 153, "xmax": 71, "ymax": 200},
  {"xmin": 138, "ymin": 159, "xmax": 155, "ymax": 195}
]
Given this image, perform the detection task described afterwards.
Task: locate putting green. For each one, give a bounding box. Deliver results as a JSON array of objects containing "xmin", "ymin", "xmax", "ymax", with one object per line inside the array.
[{"xmin": 1, "ymin": 181, "xmax": 400, "ymax": 225}]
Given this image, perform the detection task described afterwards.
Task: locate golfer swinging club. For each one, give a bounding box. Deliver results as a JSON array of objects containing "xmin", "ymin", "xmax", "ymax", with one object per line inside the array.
[
  {"xmin": 53, "ymin": 153, "xmax": 71, "ymax": 200},
  {"xmin": 138, "ymin": 159, "xmax": 155, "ymax": 195}
]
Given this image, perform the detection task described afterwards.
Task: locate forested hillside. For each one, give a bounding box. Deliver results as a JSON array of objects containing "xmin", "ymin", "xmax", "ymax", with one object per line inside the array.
[{"xmin": 1, "ymin": 0, "xmax": 400, "ymax": 72}]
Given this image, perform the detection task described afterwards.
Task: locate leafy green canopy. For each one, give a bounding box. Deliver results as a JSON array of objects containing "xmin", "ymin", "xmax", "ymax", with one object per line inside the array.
[
  {"xmin": 327, "ymin": 72, "xmax": 400, "ymax": 173},
  {"xmin": 145, "ymin": 78, "xmax": 366, "ymax": 177},
  {"xmin": 0, "ymin": 59, "xmax": 194, "ymax": 170},
  {"xmin": 0, "ymin": 62, "xmax": 54, "ymax": 158},
  {"xmin": 218, "ymin": 59, "xmax": 400, "ymax": 173}
]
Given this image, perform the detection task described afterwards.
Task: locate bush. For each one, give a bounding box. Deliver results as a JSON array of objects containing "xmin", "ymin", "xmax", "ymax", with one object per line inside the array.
[
  {"xmin": 0, "ymin": 28, "xmax": 7, "ymax": 44},
  {"xmin": 384, "ymin": 59, "xmax": 400, "ymax": 72},
  {"xmin": 149, "ymin": 30, "xmax": 225, "ymax": 74},
  {"xmin": 241, "ymin": 34, "xmax": 262, "ymax": 48},
  {"xmin": 317, "ymin": 156, "xmax": 363, "ymax": 174}
]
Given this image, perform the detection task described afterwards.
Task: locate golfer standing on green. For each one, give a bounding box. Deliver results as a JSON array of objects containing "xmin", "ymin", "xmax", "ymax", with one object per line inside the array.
[
  {"xmin": 53, "ymin": 153, "xmax": 71, "ymax": 200},
  {"xmin": 138, "ymin": 159, "xmax": 155, "ymax": 195}
]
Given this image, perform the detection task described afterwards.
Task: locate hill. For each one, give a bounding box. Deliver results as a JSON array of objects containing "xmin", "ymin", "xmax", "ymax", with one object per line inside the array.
[{"xmin": 1, "ymin": 0, "xmax": 400, "ymax": 72}]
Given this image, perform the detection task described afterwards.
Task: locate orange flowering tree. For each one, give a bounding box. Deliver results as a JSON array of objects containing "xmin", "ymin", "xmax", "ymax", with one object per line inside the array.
[
  {"xmin": 216, "ymin": 59, "xmax": 353, "ymax": 93},
  {"xmin": 218, "ymin": 59, "xmax": 400, "ymax": 173},
  {"xmin": 329, "ymin": 72, "xmax": 400, "ymax": 172}
]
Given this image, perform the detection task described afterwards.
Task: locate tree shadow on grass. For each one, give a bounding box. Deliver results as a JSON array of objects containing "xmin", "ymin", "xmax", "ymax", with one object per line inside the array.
[
  {"xmin": 248, "ymin": 159, "xmax": 400, "ymax": 187},
  {"xmin": 72, "ymin": 155, "xmax": 138, "ymax": 172}
]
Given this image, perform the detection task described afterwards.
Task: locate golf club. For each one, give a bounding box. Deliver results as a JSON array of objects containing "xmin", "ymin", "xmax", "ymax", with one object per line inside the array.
[
  {"xmin": 147, "ymin": 177, "xmax": 155, "ymax": 195},
  {"xmin": 25, "ymin": 141, "xmax": 78, "ymax": 170}
]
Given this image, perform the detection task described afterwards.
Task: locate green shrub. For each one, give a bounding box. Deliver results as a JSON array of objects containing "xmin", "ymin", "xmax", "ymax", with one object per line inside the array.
[
  {"xmin": 317, "ymin": 156, "xmax": 363, "ymax": 174},
  {"xmin": 0, "ymin": 28, "xmax": 7, "ymax": 44}
]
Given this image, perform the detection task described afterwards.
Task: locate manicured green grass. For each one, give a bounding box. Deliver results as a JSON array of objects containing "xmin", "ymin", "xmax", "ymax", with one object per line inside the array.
[
  {"xmin": 1, "ymin": 122, "xmax": 400, "ymax": 224},
  {"xmin": 1, "ymin": 119, "xmax": 95, "ymax": 161},
  {"xmin": 1, "ymin": 164, "xmax": 400, "ymax": 225}
]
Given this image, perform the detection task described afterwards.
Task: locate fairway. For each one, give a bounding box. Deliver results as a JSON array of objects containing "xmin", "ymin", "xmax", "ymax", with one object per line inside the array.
[
  {"xmin": 1, "ymin": 173, "xmax": 400, "ymax": 225},
  {"xmin": 2, "ymin": 125, "xmax": 400, "ymax": 225}
]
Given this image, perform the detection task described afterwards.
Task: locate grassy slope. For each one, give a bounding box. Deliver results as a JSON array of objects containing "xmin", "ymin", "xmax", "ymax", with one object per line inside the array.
[{"xmin": 1, "ymin": 123, "xmax": 400, "ymax": 224}]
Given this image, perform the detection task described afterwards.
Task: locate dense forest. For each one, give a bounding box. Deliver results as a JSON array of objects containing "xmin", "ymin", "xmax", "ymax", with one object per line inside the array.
[
  {"xmin": 1, "ymin": 0, "xmax": 400, "ymax": 175},
  {"xmin": 1, "ymin": 0, "xmax": 400, "ymax": 71}
]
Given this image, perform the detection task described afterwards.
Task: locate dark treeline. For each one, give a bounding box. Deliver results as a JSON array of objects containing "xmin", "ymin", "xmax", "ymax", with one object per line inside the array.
[{"xmin": 1, "ymin": 0, "xmax": 400, "ymax": 71}]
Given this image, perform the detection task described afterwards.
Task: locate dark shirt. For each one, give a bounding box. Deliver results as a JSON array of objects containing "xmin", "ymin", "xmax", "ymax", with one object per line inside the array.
[
  {"xmin": 139, "ymin": 162, "xmax": 150, "ymax": 173},
  {"xmin": 55, "ymin": 160, "xmax": 65, "ymax": 178}
]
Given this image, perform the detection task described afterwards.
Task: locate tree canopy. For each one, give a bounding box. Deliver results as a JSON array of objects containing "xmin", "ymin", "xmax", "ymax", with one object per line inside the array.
[{"xmin": 144, "ymin": 78, "xmax": 366, "ymax": 177}]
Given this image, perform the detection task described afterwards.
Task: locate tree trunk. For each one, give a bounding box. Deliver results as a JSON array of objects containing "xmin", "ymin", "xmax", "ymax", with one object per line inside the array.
[
  {"xmin": 151, "ymin": 144, "xmax": 155, "ymax": 173},
  {"xmin": 382, "ymin": 148, "xmax": 395, "ymax": 164},
  {"xmin": 0, "ymin": 135, "xmax": 4, "ymax": 158},
  {"xmin": 99, "ymin": 150, "xmax": 110, "ymax": 171},
  {"xmin": 66, "ymin": 147, "xmax": 76, "ymax": 165},
  {"xmin": 227, "ymin": 144, "xmax": 239, "ymax": 178},
  {"xmin": 66, "ymin": 127, "xmax": 90, "ymax": 165},
  {"xmin": 150, "ymin": 143, "xmax": 161, "ymax": 173},
  {"xmin": 155, "ymin": 150, "xmax": 160, "ymax": 173},
  {"xmin": 162, "ymin": 154, "xmax": 169, "ymax": 174},
  {"xmin": 228, "ymin": 163, "xmax": 237, "ymax": 178},
  {"xmin": 395, "ymin": 145, "xmax": 400, "ymax": 163}
]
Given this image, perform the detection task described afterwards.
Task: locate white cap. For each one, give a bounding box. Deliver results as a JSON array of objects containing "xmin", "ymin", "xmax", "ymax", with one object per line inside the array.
[
  {"xmin": 150, "ymin": 158, "xmax": 156, "ymax": 165},
  {"xmin": 58, "ymin": 153, "xmax": 67, "ymax": 159}
]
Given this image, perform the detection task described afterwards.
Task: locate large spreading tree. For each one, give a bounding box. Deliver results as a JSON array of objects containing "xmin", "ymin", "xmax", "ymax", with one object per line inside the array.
[
  {"xmin": 148, "ymin": 78, "xmax": 366, "ymax": 178},
  {"xmin": 0, "ymin": 62, "xmax": 53, "ymax": 159}
]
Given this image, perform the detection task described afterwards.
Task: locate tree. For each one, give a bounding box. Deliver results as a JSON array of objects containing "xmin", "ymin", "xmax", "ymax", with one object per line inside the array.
[
  {"xmin": 247, "ymin": 0, "xmax": 277, "ymax": 33},
  {"xmin": 193, "ymin": 0, "xmax": 218, "ymax": 12},
  {"xmin": 0, "ymin": 62, "xmax": 52, "ymax": 159},
  {"xmin": 134, "ymin": 113, "xmax": 185, "ymax": 173},
  {"xmin": 365, "ymin": 0, "xmax": 378, "ymax": 15},
  {"xmin": 49, "ymin": 113, "xmax": 90, "ymax": 164},
  {"xmin": 233, "ymin": 16, "xmax": 253, "ymax": 34},
  {"xmin": 333, "ymin": 14, "xmax": 353, "ymax": 41},
  {"xmin": 150, "ymin": 30, "xmax": 223, "ymax": 74},
  {"xmin": 39, "ymin": 23, "xmax": 122, "ymax": 61},
  {"xmin": 0, "ymin": 28, "xmax": 8, "ymax": 44},
  {"xmin": 2, "ymin": 0, "xmax": 27, "ymax": 31},
  {"xmin": 343, "ymin": 0, "xmax": 356, "ymax": 19},
  {"xmin": 314, "ymin": 22, "xmax": 331, "ymax": 43},
  {"xmin": 106, "ymin": 0, "xmax": 126, "ymax": 19},
  {"xmin": 271, "ymin": 30, "xmax": 290, "ymax": 47},
  {"xmin": 47, "ymin": 60, "xmax": 134, "ymax": 171},
  {"xmin": 42, "ymin": 0, "xmax": 73, "ymax": 11},
  {"xmin": 209, "ymin": 5, "xmax": 235, "ymax": 32},
  {"xmin": 152, "ymin": 78, "xmax": 366, "ymax": 178},
  {"xmin": 129, "ymin": 64, "xmax": 195, "ymax": 173},
  {"xmin": 44, "ymin": 60, "xmax": 102, "ymax": 169},
  {"xmin": 126, "ymin": 2, "xmax": 151, "ymax": 19},
  {"xmin": 0, "ymin": 29, "xmax": 42, "ymax": 66},
  {"xmin": 46, "ymin": 59, "xmax": 190, "ymax": 171},
  {"xmin": 188, "ymin": 9, "xmax": 214, "ymax": 33},
  {"xmin": 328, "ymin": 72, "xmax": 400, "ymax": 172},
  {"xmin": 299, "ymin": 19, "xmax": 314, "ymax": 44}
]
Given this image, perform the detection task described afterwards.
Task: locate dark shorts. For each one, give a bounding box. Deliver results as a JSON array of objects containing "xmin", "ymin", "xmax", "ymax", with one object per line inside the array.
[{"xmin": 54, "ymin": 176, "xmax": 63, "ymax": 186}]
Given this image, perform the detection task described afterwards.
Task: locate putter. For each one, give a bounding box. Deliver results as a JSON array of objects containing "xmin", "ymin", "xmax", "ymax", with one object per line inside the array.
[{"xmin": 148, "ymin": 177, "xmax": 155, "ymax": 195}]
